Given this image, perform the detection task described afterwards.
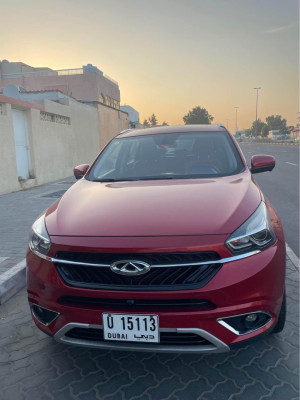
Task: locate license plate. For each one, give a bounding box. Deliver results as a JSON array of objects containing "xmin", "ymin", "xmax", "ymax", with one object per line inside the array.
[{"xmin": 103, "ymin": 313, "xmax": 159, "ymax": 343}]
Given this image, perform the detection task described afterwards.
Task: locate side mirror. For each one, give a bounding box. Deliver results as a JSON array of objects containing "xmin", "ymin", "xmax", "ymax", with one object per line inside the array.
[
  {"xmin": 74, "ymin": 164, "xmax": 89, "ymax": 180},
  {"xmin": 250, "ymin": 155, "xmax": 275, "ymax": 174}
]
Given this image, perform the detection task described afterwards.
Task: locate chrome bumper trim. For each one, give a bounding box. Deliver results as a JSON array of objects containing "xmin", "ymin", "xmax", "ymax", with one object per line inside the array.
[
  {"xmin": 54, "ymin": 323, "xmax": 230, "ymax": 353},
  {"xmin": 32, "ymin": 248, "xmax": 261, "ymax": 268},
  {"xmin": 29, "ymin": 302, "xmax": 60, "ymax": 326},
  {"xmin": 217, "ymin": 311, "xmax": 273, "ymax": 335}
]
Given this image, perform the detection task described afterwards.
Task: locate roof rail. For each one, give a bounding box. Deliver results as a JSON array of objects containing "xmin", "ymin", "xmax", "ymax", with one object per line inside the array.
[{"xmin": 216, "ymin": 123, "xmax": 226, "ymax": 128}]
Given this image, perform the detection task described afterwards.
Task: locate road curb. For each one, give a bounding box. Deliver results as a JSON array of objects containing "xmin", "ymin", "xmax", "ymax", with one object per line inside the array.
[
  {"xmin": 286, "ymin": 244, "xmax": 299, "ymax": 269},
  {"xmin": 0, "ymin": 259, "xmax": 26, "ymax": 305}
]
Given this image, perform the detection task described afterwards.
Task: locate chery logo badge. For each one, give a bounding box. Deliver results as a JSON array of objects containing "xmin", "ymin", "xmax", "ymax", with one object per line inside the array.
[{"xmin": 110, "ymin": 260, "xmax": 151, "ymax": 276}]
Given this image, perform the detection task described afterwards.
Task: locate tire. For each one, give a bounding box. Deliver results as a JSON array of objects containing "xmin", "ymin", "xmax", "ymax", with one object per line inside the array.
[{"xmin": 272, "ymin": 291, "xmax": 286, "ymax": 333}]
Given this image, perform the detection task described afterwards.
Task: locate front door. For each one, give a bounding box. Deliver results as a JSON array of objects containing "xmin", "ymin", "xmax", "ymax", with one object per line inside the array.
[{"xmin": 12, "ymin": 109, "xmax": 30, "ymax": 180}]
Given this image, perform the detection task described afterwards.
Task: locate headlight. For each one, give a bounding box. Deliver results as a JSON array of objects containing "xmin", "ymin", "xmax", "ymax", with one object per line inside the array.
[
  {"xmin": 226, "ymin": 202, "xmax": 276, "ymax": 254},
  {"xmin": 29, "ymin": 215, "xmax": 51, "ymax": 256}
]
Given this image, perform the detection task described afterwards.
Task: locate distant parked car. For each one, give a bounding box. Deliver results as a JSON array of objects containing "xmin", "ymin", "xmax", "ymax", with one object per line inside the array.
[
  {"xmin": 27, "ymin": 124, "xmax": 286, "ymax": 353},
  {"xmin": 276, "ymin": 134, "xmax": 291, "ymax": 141}
]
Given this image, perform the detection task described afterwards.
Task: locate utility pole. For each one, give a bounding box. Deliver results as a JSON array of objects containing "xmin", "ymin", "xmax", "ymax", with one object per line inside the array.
[
  {"xmin": 254, "ymin": 87, "xmax": 261, "ymax": 137},
  {"xmin": 234, "ymin": 107, "xmax": 239, "ymax": 134}
]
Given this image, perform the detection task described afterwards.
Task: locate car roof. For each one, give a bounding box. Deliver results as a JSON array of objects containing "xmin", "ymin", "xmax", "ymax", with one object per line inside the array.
[{"xmin": 116, "ymin": 124, "xmax": 228, "ymax": 138}]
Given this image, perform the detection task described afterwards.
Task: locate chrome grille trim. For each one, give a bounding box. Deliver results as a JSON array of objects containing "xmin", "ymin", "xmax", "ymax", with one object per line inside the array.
[{"xmin": 49, "ymin": 250, "xmax": 260, "ymax": 268}]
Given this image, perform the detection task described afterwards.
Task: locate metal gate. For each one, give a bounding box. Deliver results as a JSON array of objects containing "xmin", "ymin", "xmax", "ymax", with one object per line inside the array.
[{"xmin": 12, "ymin": 109, "xmax": 31, "ymax": 180}]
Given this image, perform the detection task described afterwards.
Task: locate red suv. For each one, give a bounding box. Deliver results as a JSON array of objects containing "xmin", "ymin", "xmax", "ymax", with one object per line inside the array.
[{"xmin": 27, "ymin": 125, "xmax": 286, "ymax": 353}]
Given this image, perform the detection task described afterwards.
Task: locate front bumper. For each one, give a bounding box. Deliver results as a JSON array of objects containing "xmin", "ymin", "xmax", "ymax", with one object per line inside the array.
[{"xmin": 26, "ymin": 237, "xmax": 286, "ymax": 353}]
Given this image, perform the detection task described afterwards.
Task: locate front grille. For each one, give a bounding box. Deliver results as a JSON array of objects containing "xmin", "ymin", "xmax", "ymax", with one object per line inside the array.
[
  {"xmin": 65, "ymin": 327, "xmax": 211, "ymax": 346},
  {"xmin": 54, "ymin": 251, "xmax": 222, "ymax": 291},
  {"xmin": 55, "ymin": 251, "xmax": 220, "ymax": 265},
  {"xmin": 58, "ymin": 296, "xmax": 215, "ymax": 310}
]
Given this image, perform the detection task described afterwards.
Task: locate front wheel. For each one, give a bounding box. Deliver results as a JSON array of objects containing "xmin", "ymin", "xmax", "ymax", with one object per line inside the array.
[{"xmin": 272, "ymin": 291, "xmax": 286, "ymax": 333}]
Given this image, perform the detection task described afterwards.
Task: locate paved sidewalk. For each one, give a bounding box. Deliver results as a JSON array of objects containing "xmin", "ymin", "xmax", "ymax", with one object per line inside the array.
[{"xmin": 0, "ymin": 178, "xmax": 76, "ymax": 303}]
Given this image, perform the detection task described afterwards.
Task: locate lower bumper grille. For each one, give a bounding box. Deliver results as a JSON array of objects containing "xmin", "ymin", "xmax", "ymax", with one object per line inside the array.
[
  {"xmin": 65, "ymin": 327, "xmax": 211, "ymax": 346},
  {"xmin": 58, "ymin": 296, "xmax": 215, "ymax": 310}
]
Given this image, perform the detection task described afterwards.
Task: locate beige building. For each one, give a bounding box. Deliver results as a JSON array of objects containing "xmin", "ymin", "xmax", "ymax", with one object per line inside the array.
[
  {"xmin": 5, "ymin": 88, "xmax": 129, "ymax": 149},
  {"xmin": 0, "ymin": 60, "xmax": 130, "ymax": 194},
  {"xmin": 0, "ymin": 94, "xmax": 101, "ymax": 194},
  {"xmin": 0, "ymin": 60, "xmax": 120, "ymax": 109}
]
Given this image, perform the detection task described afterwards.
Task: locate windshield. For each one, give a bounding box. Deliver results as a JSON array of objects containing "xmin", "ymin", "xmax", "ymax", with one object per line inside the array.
[{"xmin": 88, "ymin": 131, "xmax": 244, "ymax": 181}]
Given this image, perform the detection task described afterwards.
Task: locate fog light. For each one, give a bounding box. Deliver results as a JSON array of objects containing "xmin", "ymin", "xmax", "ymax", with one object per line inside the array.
[
  {"xmin": 244, "ymin": 313, "xmax": 258, "ymax": 327},
  {"xmin": 217, "ymin": 311, "xmax": 272, "ymax": 335},
  {"xmin": 245, "ymin": 313, "xmax": 257, "ymax": 322},
  {"xmin": 31, "ymin": 304, "xmax": 59, "ymax": 326}
]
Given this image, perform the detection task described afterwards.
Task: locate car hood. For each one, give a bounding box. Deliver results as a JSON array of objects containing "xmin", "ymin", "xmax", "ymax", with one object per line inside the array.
[{"xmin": 46, "ymin": 172, "xmax": 261, "ymax": 237}]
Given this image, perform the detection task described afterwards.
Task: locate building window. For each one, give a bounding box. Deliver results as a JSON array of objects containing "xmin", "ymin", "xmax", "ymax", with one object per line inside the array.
[{"xmin": 111, "ymin": 99, "xmax": 120, "ymax": 109}]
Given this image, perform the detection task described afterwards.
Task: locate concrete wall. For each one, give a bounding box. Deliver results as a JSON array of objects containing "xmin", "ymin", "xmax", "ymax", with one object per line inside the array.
[
  {"xmin": 97, "ymin": 103, "xmax": 129, "ymax": 148},
  {"xmin": 0, "ymin": 97, "xmax": 100, "ymax": 194},
  {"xmin": 30, "ymin": 99, "xmax": 99, "ymax": 185}
]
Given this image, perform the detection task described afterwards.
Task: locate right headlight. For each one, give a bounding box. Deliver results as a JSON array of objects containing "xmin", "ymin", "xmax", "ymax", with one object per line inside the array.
[
  {"xmin": 226, "ymin": 202, "xmax": 276, "ymax": 255},
  {"xmin": 29, "ymin": 214, "xmax": 51, "ymax": 257}
]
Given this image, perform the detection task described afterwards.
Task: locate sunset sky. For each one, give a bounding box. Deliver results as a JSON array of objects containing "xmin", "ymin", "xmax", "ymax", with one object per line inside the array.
[{"xmin": 1, "ymin": 0, "xmax": 298, "ymax": 131}]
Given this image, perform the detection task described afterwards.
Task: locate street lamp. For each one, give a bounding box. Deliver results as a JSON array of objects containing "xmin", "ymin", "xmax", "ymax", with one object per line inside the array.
[
  {"xmin": 234, "ymin": 107, "xmax": 239, "ymax": 134},
  {"xmin": 254, "ymin": 87, "xmax": 262, "ymax": 137}
]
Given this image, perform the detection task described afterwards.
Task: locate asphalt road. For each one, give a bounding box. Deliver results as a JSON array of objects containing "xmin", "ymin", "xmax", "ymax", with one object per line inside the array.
[{"xmin": 240, "ymin": 143, "xmax": 299, "ymax": 257}]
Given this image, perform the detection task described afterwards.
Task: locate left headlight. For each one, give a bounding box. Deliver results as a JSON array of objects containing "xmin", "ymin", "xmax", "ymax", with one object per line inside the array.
[
  {"xmin": 226, "ymin": 202, "xmax": 276, "ymax": 254},
  {"xmin": 29, "ymin": 214, "xmax": 51, "ymax": 256}
]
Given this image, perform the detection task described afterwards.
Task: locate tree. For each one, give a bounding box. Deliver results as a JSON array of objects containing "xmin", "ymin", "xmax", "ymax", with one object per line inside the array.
[
  {"xmin": 183, "ymin": 106, "xmax": 214, "ymax": 125},
  {"xmin": 162, "ymin": 121, "xmax": 168, "ymax": 126},
  {"xmin": 265, "ymin": 115, "xmax": 287, "ymax": 134},
  {"xmin": 261, "ymin": 124, "xmax": 269, "ymax": 137},
  {"xmin": 143, "ymin": 119, "xmax": 150, "ymax": 128},
  {"xmin": 148, "ymin": 114, "xmax": 158, "ymax": 126},
  {"xmin": 250, "ymin": 119, "xmax": 266, "ymax": 136}
]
